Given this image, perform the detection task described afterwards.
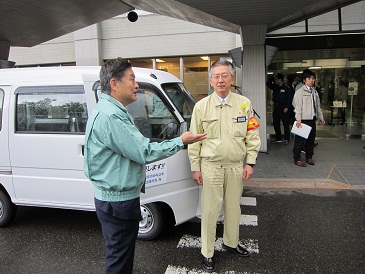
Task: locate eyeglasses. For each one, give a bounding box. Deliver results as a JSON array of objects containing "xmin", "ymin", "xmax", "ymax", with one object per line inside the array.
[{"xmin": 212, "ymin": 73, "xmax": 231, "ymax": 80}]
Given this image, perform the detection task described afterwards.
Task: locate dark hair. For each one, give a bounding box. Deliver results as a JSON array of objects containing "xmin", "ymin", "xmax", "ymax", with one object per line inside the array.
[
  {"xmin": 100, "ymin": 58, "xmax": 132, "ymax": 95},
  {"xmin": 209, "ymin": 59, "xmax": 235, "ymax": 79},
  {"xmin": 302, "ymin": 69, "xmax": 315, "ymax": 81},
  {"xmin": 274, "ymin": 73, "xmax": 284, "ymax": 81}
]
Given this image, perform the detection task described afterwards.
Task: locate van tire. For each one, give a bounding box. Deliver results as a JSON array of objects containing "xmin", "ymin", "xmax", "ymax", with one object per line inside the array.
[
  {"xmin": 0, "ymin": 190, "xmax": 17, "ymax": 227},
  {"xmin": 138, "ymin": 203, "xmax": 164, "ymax": 241}
]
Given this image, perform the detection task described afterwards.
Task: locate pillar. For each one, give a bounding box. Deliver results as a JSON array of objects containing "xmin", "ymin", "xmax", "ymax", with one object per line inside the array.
[
  {"xmin": 240, "ymin": 25, "xmax": 268, "ymax": 152},
  {"xmin": 74, "ymin": 24, "xmax": 102, "ymax": 66}
]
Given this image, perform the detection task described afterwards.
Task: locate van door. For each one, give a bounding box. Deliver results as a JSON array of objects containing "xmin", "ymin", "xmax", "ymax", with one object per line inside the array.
[
  {"xmin": 0, "ymin": 86, "xmax": 13, "ymax": 194},
  {"xmin": 0, "ymin": 87, "xmax": 9, "ymax": 168},
  {"xmin": 127, "ymin": 82, "xmax": 200, "ymax": 225},
  {"xmin": 8, "ymin": 84, "xmax": 94, "ymax": 209}
]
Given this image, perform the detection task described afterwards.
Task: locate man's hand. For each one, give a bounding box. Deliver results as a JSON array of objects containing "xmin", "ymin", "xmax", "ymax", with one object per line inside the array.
[
  {"xmin": 283, "ymin": 108, "xmax": 288, "ymax": 113},
  {"xmin": 296, "ymin": 120, "xmax": 302, "ymax": 128},
  {"xmin": 320, "ymin": 119, "xmax": 326, "ymax": 125},
  {"xmin": 192, "ymin": 171, "xmax": 203, "ymax": 185},
  {"xmin": 180, "ymin": 131, "xmax": 207, "ymax": 144},
  {"xmin": 243, "ymin": 165, "xmax": 254, "ymax": 180}
]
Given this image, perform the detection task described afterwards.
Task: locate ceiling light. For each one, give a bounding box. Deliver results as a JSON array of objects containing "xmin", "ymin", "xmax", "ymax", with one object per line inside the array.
[
  {"xmin": 200, "ymin": 56, "xmax": 209, "ymax": 61},
  {"xmin": 154, "ymin": 59, "xmax": 165, "ymax": 63},
  {"xmin": 309, "ymin": 66, "xmax": 322, "ymax": 69}
]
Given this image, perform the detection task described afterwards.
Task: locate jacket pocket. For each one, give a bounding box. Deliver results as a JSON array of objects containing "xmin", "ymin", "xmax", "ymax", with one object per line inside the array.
[
  {"xmin": 201, "ymin": 118, "xmax": 219, "ymax": 139},
  {"xmin": 232, "ymin": 117, "xmax": 247, "ymax": 137}
]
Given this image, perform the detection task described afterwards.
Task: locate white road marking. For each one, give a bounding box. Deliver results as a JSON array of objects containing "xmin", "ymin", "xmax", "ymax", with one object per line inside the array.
[
  {"xmin": 167, "ymin": 197, "xmax": 260, "ymax": 274},
  {"xmin": 165, "ymin": 265, "xmax": 252, "ymax": 274},
  {"xmin": 240, "ymin": 214, "xmax": 258, "ymax": 226},
  {"xmin": 177, "ymin": 234, "xmax": 259, "ymax": 253},
  {"xmin": 241, "ymin": 197, "xmax": 257, "ymax": 206}
]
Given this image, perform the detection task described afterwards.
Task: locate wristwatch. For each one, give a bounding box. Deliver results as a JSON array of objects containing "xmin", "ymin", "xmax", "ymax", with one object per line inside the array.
[{"xmin": 247, "ymin": 163, "xmax": 255, "ymax": 168}]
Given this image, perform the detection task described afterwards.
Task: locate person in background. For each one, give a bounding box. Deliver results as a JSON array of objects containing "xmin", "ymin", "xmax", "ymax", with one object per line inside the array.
[
  {"xmin": 315, "ymin": 81, "xmax": 323, "ymax": 103},
  {"xmin": 327, "ymin": 81, "xmax": 335, "ymax": 107},
  {"xmin": 266, "ymin": 73, "xmax": 292, "ymax": 144},
  {"xmin": 293, "ymin": 69, "xmax": 325, "ymax": 167},
  {"xmin": 335, "ymin": 80, "xmax": 348, "ymax": 102},
  {"xmin": 188, "ymin": 59, "xmax": 261, "ymax": 272},
  {"xmin": 335, "ymin": 80, "xmax": 348, "ymax": 124},
  {"xmin": 84, "ymin": 58, "xmax": 206, "ymax": 274}
]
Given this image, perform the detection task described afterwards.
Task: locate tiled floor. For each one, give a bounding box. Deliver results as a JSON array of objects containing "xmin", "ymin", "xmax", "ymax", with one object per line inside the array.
[{"xmin": 258, "ymin": 109, "xmax": 365, "ymax": 187}]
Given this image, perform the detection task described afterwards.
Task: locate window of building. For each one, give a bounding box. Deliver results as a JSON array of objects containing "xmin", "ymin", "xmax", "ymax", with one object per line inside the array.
[
  {"xmin": 129, "ymin": 58, "xmax": 153, "ymax": 69},
  {"xmin": 155, "ymin": 57, "xmax": 180, "ymax": 79},
  {"xmin": 268, "ymin": 48, "xmax": 365, "ymax": 137},
  {"xmin": 342, "ymin": 1, "xmax": 365, "ymax": 31},
  {"xmin": 183, "ymin": 56, "xmax": 210, "ymax": 101},
  {"xmin": 308, "ymin": 10, "xmax": 339, "ymax": 32},
  {"xmin": 15, "ymin": 86, "xmax": 88, "ymax": 133}
]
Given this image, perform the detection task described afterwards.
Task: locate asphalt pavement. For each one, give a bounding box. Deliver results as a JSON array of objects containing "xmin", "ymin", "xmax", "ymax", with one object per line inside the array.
[
  {"xmin": 1, "ymin": 187, "xmax": 364, "ymax": 274},
  {"xmin": 0, "ymin": 137, "xmax": 364, "ymax": 273}
]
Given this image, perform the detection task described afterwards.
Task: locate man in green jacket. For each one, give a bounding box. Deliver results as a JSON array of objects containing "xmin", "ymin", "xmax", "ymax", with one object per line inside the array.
[{"xmin": 84, "ymin": 58, "xmax": 206, "ymax": 274}]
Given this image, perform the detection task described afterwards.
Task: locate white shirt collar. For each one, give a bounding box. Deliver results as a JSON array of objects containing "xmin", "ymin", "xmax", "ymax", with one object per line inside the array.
[
  {"xmin": 305, "ymin": 85, "xmax": 314, "ymax": 92},
  {"xmin": 215, "ymin": 93, "xmax": 230, "ymax": 105}
]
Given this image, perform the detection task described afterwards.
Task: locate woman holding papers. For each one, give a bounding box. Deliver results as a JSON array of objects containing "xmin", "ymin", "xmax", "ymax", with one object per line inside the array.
[{"xmin": 293, "ymin": 69, "xmax": 325, "ymax": 167}]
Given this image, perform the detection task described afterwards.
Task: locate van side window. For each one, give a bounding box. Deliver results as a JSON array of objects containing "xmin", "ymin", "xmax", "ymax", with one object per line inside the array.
[
  {"xmin": 128, "ymin": 85, "xmax": 178, "ymax": 141},
  {"xmin": 15, "ymin": 86, "xmax": 87, "ymax": 134},
  {"xmin": 0, "ymin": 89, "xmax": 4, "ymax": 131},
  {"xmin": 93, "ymin": 81, "xmax": 179, "ymax": 141}
]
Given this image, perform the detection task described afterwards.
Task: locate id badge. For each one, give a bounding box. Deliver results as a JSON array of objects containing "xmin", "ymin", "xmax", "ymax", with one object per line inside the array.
[{"xmin": 237, "ymin": 116, "xmax": 246, "ymax": 123}]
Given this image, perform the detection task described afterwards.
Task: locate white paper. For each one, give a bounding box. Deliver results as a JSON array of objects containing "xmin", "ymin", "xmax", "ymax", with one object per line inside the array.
[{"xmin": 291, "ymin": 121, "xmax": 312, "ymax": 139}]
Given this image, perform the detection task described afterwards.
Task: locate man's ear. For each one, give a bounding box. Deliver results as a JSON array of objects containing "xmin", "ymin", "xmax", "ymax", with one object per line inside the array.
[{"xmin": 110, "ymin": 78, "xmax": 117, "ymax": 90}]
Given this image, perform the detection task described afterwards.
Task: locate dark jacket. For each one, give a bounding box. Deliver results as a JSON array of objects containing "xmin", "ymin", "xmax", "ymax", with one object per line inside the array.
[{"xmin": 266, "ymin": 79, "xmax": 292, "ymax": 109}]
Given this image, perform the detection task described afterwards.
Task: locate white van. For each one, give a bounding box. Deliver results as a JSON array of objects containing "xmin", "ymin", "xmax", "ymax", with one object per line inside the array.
[{"xmin": 0, "ymin": 66, "xmax": 198, "ymax": 240}]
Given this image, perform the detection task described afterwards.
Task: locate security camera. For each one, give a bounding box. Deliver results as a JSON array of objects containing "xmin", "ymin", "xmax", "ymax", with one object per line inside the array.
[{"xmin": 127, "ymin": 11, "xmax": 138, "ymax": 22}]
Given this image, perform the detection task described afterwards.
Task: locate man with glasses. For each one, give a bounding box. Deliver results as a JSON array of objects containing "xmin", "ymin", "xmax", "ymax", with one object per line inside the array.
[{"xmin": 188, "ymin": 59, "xmax": 261, "ymax": 272}]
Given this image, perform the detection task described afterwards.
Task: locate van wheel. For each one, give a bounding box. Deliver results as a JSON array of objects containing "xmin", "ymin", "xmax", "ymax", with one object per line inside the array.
[
  {"xmin": 0, "ymin": 190, "xmax": 17, "ymax": 227},
  {"xmin": 138, "ymin": 203, "xmax": 164, "ymax": 241}
]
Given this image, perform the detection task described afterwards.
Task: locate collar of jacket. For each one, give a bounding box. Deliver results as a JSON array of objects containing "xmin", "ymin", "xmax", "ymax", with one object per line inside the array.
[
  {"xmin": 100, "ymin": 93, "xmax": 127, "ymax": 111},
  {"xmin": 303, "ymin": 86, "xmax": 315, "ymax": 94},
  {"xmin": 213, "ymin": 91, "xmax": 233, "ymax": 107}
]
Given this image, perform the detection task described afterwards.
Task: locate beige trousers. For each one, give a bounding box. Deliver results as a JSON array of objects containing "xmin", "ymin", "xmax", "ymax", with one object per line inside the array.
[{"xmin": 200, "ymin": 162, "xmax": 243, "ymax": 258}]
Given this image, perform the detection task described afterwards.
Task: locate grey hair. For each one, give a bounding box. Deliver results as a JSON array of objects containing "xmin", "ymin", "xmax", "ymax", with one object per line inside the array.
[
  {"xmin": 209, "ymin": 59, "xmax": 235, "ymax": 79},
  {"xmin": 100, "ymin": 57, "xmax": 132, "ymax": 95}
]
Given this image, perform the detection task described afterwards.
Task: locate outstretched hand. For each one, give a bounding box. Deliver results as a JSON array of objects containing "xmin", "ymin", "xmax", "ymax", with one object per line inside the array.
[{"xmin": 180, "ymin": 131, "xmax": 207, "ymax": 144}]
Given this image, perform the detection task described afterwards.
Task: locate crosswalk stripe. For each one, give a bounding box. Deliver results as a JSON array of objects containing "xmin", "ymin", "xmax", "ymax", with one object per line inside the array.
[
  {"xmin": 241, "ymin": 197, "xmax": 257, "ymax": 206},
  {"xmin": 165, "ymin": 265, "xmax": 250, "ymax": 274},
  {"xmin": 176, "ymin": 234, "xmax": 259, "ymax": 253},
  {"xmin": 240, "ymin": 214, "xmax": 258, "ymax": 226}
]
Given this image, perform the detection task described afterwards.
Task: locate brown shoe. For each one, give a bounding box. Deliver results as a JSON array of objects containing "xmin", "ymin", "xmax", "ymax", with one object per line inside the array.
[
  {"xmin": 294, "ymin": 160, "xmax": 306, "ymax": 167},
  {"xmin": 306, "ymin": 159, "xmax": 314, "ymax": 165}
]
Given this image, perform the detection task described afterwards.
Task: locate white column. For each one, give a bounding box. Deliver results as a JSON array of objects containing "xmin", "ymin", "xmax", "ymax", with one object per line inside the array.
[
  {"xmin": 74, "ymin": 24, "xmax": 102, "ymax": 66},
  {"xmin": 240, "ymin": 25, "xmax": 268, "ymax": 152},
  {"xmin": 180, "ymin": 57, "xmax": 184, "ymax": 81}
]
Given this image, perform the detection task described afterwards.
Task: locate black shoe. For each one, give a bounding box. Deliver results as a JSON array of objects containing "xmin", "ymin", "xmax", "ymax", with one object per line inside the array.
[
  {"xmin": 271, "ymin": 139, "xmax": 282, "ymax": 144},
  {"xmin": 222, "ymin": 243, "xmax": 250, "ymax": 257},
  {"xmin": 202, "ymin": 257, "xmax": 215, "ymax": 272}
]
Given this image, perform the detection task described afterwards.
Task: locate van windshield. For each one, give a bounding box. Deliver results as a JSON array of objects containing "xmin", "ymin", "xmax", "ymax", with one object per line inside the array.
[{"xmin": 161, "ymin": 83, "xmax": 195, "ymax": 125}]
